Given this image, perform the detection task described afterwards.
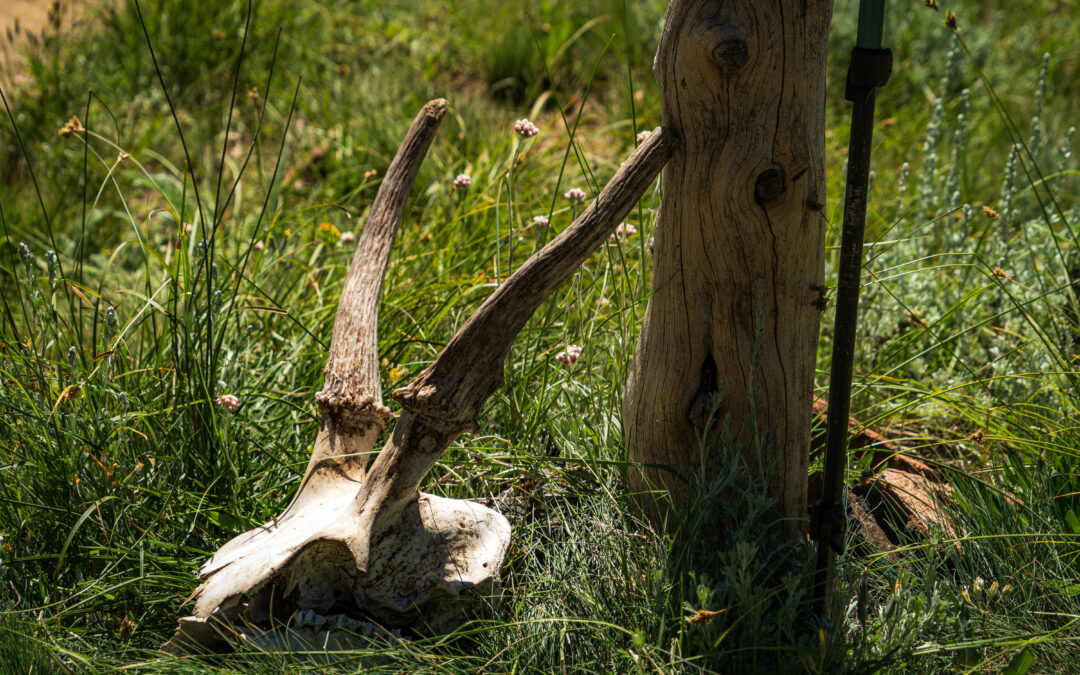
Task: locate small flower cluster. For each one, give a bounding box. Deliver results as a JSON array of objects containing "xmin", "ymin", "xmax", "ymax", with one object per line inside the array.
[
  {"xmin": 339, "ymin": 231, "xmax": 357, "ymax": 244},
  {"xmin": 453, "ymin": 173, "xmax": 472, "ymax": 190},
  {"xmin": 514, "ymin": 118, "xmax": 539, "ymax": 138},
  {"xmin": 609, "ymin": 222, "xmax": 638, "ymax": 243},
  {"xmin": 961, "ymin": 576, "xmax": 1013, "ymax": 612},
  {"xmin": 555, "ymin": 344, "xmax": 583, "ymax": 366},
  {"xmin": 215, "ymin": 394, "xmax": 240, "ymax": 413},
  {"xmin": 564, "ymin": 188, "xmax": 586, "ymax": 204},
  {"xmin": 531, "ymin": 215, "xmax": 549, "ymax": 228}
]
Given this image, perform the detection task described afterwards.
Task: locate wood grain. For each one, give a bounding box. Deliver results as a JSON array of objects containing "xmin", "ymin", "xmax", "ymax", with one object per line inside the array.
[{"xmin": 624, "ymin": 0, "xmax": 833, "ymax": 530}]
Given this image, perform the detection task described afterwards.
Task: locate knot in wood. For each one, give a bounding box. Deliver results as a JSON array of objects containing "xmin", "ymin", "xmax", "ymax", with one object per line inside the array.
[
  {"xmin": 754, "ymin": 168, "xmax": 786, "ymax": 205},
  {"xmin": 711, "ymin": 37, "xmax": 749, "ymax": 75},
  {"xmin": 687, "ymin": 354, "xmax": 720, "ymax": 430}
]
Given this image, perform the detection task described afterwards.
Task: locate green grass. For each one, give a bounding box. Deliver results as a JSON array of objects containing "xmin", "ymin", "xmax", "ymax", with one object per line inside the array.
[{"xmin": 1, "ymin": 0, "xmax": 1078, "ymax": 671}]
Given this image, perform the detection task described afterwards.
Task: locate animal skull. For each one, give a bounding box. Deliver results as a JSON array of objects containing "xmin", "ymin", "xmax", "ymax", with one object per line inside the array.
[{"xmin": 164, "ymin": 99, "xmax": 674, "ymax": 653}]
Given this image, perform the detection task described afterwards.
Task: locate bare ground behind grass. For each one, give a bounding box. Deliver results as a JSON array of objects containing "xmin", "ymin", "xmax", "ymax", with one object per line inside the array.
[{"xmin": 1, "ymin": 0, "xmax": 91, "ymax": 84}]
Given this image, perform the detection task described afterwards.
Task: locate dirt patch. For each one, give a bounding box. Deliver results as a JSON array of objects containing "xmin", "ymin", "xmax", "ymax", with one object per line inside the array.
[
  {"xmin": 1, "ymin": 1, "xmax": 60, "ymax": 40},
  {"xmin": 1, "ymin": 0, "xmax": 92, "ymax": 84}
]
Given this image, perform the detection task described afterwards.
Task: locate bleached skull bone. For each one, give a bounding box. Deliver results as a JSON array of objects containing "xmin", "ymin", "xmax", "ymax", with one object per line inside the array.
[{"xmin": 165, "ymin": 469, "xmax": 510, "ymax": 651}]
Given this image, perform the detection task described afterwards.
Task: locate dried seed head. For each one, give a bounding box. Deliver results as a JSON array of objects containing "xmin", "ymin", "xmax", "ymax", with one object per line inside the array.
[
  {"xmin": 58, "ymin": 116, "xmax": 84, "ymax": 138},
  {"xmin": 48, "ymin": 1, "xmax": 62, "ymax": 30},
  {"xmin": 118, "ymin": 615, "xmax": 135, "ymax": 643}
]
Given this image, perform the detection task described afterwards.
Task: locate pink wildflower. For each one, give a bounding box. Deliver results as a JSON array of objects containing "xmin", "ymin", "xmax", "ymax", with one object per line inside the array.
[
  {"xmin": 339, "ymin": 231, "xmax": 357, "ymax": 244},
  {"xmin": 564, "ymin": 188, "xmax": 586, "ymax": 204},
  {"xmin": 253, "ymin": 241, "xmax": 264, "ymax": 251},
  {"xmin": 555, "ymin": 344, "xmax": 583, "ymax": 366},
  {"xmin": 609, "ymin": 222, "xmax": 638, "ymax": 243},
  {"xmin": 453, "ymin": 173, "xmax": 472, "ymax": 190},
  {"xmin": 514, "ymin": 118, "xmax": 539, "ymax": 138},
  {"xmin": 531, "ymin": 215, "xmax": 550, "ymax": 228},
  {"xmin": 215, "ymin": 394, "xmax": 240, "ymax": 413}
]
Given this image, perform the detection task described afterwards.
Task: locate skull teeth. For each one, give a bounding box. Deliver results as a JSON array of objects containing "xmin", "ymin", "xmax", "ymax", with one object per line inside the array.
[{"xmin": 289, "ymin": 609, "xmax": 403, "ymax": 640}]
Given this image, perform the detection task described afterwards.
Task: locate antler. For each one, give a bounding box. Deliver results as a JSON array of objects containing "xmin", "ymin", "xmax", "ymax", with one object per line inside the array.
[
  {"xmin": 165, "ymin": 104, "xmax": 676, "ymax": 651},
  {"xmin": 166, "ymin": 100, "xmax": 450, "ymax": 650},
  {"xmin": 288, "ymin": 98, "xmax": 448, "ymax": 513},
  {"xmin": 349, "ymin": 126, "xmax": 678, "ymax": 568}
]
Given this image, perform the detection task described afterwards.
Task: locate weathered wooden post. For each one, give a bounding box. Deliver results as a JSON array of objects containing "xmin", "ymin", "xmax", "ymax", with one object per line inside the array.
[{"xmin": 625, "ymin": 0, "xmax": 833, "ymax": 533}]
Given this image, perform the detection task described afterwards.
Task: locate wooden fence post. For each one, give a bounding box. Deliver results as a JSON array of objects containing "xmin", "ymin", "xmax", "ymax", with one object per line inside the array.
[{"xmin": 624, "ymin": 0, "xmax": 834, "ymax": 534}]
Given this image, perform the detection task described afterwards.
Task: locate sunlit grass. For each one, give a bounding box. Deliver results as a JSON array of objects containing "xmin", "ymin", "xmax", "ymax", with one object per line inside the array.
[{"xmin": 0, "ymin": 0, "xmax": 1078, "ymax": 671}]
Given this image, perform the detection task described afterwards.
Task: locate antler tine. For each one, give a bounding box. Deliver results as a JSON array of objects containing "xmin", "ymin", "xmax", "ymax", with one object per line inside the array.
[
  {"xmin": 305, "ymin": 99, "xmax": 449, "ymax": 482},
  {"xmin": 395, "ymin": 126, "xmax": 676, "ymax": 433}
]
